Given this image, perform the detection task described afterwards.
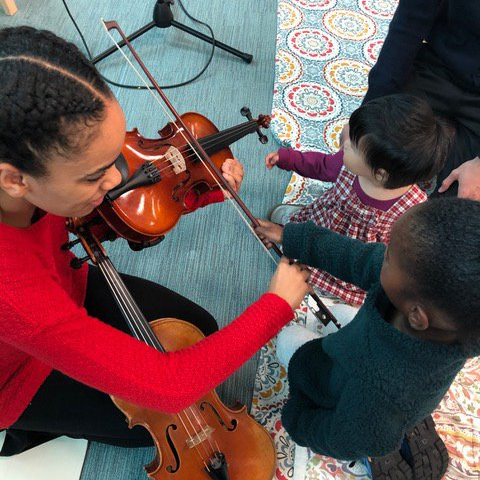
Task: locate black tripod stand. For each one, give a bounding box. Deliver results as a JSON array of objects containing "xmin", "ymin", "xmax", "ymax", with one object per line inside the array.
[{"xmin": 93, "ymin": 0, "xmax": 253, "ymax": 65}]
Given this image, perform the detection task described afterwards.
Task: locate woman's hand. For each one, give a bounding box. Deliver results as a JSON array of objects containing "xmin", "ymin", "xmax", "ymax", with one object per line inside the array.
[
  {"xmin": 222, "ymin": 158, "xmax": 244, "ymax": 199},
  {"xmin": 264, "ymin": 152, "xmax": 280, "ymax": 170},
  {"xmin": 438, "ymin": 156, "xmax": 480, "ymax": 200},
  {"xmin": 255, "ymin": 218, "xmax": 284, "ymax": 247},
  {"xmin": 268, "ymin": 257, "xmax": 310, "ymax": 310}
]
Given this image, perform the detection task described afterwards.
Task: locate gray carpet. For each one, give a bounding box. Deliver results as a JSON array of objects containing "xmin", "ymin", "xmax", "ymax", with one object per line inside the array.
[{"xmin": 1, "ymin": 0, "xmax": 291, "ymax": 477}]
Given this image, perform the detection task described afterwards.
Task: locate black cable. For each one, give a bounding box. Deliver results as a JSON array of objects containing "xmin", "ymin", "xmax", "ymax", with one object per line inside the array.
[{"xmin": 61, "ymin": 0, "xmax": 216, "ymax": 90}]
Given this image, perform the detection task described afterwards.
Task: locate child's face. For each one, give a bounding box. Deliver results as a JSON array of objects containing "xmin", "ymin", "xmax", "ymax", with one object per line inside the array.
[
  {"xmin": 379, "ymin": 209, "xmax": 460, "ymax": 341},
  {"xmin": 342, "ymin": 135, "xmax": 373, "ymax": 179},
  {"xmin": 379, "ymin": 224, "xmax": 409, "ymax": 314}
]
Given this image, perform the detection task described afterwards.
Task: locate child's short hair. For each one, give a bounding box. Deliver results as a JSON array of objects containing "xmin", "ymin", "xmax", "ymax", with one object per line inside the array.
[
  {"xmin": 400, "ymin": 198, "xmax": 480, "ymax": 340},
  {"xmin": 349, "ymin": 94, "xmax": 453, "ymax": 189}
]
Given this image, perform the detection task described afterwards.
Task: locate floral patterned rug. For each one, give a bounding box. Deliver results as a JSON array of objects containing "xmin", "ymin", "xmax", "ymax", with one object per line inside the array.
[{"xmin": 250, "ymin": 1, "xmax": 480, "ymax": 479}]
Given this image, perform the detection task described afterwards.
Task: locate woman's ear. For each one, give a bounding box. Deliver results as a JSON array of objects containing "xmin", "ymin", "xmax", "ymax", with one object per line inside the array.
[
  {"xmin": 407, "ymin": 305, "xmax": 429, "ymax": 331},
  {"xmin": 0, "ymin": 164, "xmax": 28, "ymax": 197},
  {"xmin": 374, "ymin": 168, "xmax": 388, "ymax": 185}
]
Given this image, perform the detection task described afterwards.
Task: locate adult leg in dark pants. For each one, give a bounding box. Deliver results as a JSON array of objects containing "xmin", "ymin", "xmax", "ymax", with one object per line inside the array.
[
  {"xmin": 0, "ymin": 265, "xmax": 218, "ymax": 455},
  {"xmin": 403, "ymin": 45, "xmax": 480, "ymax": 198}
]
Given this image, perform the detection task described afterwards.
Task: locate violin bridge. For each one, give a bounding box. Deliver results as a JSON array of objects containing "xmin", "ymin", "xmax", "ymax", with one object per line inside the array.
[
  {"xmin": 185, "ymin": 425, "xmax": 215, "ymax": 449},
  {"xmin": 165, "ymin": 147, "xmax": 186, "ymax": 174}
]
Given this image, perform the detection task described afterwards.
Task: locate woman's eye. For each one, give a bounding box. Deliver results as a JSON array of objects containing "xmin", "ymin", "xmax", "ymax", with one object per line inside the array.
[{"xmin": 86, "ymin": 173, "xmax": 105, "ymax": 183}]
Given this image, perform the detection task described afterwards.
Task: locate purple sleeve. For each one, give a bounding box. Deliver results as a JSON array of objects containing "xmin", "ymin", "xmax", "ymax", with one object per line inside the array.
[{"xmin": 276, "ymin": 148, "xmax": 344, "ymax": 182}]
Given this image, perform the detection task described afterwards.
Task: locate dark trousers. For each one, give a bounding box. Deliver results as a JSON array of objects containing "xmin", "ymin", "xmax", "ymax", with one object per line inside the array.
[
  {"xmin": 403, "ymin": 45, "xmax": 480, "ymax": 197},
  {"xmin": 0, "ymin": 266, "xmax": 218, "ymax": 456}
]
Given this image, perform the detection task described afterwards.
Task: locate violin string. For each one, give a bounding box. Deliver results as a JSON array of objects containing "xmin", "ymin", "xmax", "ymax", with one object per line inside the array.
[
  {"xmin": 105, "ymin": 259, "xmax": 217, "ymax": 467},
  {"xmin": 123, "ymin": 139, "xmax": 276, "ymax": 265},
  {"xmin": 124, "ymin": 122, "xmax": 255, "ymax": 180},
  {"xmin": 102, "ymin": 22, "xmax": 277, "ymax": 265},
  {"xmin": 98, "ymin": 256, "xmax": 215, "ymax": 466},
  {"xmin": 181, "ymin": 405, "xmax": 218, "ymax": 460},
  {"xmin": 186, "ymin": 403, "xmax": 221, "ymax": 454},
  {"xmin": 101, "ymin": 259, "xmax": 217, "ymax": 462},
  {"xmin": 106, "ymin": 261, "xmax": 218, "ymax": 463},
  {"xmin": 144, "ymin": 122, "xmax": 258, "ymax": 175}
]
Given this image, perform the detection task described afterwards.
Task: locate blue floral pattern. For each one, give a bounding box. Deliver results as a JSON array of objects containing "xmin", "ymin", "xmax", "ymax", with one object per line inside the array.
[{"xmin": 253, "ymin": 2, "xmax": 480, "ymax": 480}]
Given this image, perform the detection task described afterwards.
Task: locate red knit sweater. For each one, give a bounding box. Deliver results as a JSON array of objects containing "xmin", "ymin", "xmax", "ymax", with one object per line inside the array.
[{"xmin": 0, "ymin": 206, "xmax": 293, "ymax": 428}]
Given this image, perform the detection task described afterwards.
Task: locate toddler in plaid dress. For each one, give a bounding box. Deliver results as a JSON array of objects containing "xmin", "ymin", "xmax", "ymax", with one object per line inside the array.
[{"xmin": 266, "ymin": 94, "xmax": 453, "ymax": 305}]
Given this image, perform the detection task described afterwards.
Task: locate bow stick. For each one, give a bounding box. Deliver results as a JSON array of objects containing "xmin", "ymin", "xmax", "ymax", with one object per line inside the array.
[{"xmin": 101, "ymin": 20, "xmax": 341, "ymax": 330}]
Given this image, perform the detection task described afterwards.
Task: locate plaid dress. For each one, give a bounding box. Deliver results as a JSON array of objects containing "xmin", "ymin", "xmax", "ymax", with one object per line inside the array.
[{"xmin": 290, "ymin": 167, "xmax": 427, "ymax": 305}]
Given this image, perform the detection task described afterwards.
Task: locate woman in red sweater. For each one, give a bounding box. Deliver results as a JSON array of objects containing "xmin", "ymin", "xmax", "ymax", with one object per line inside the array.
[{"xmin": 0, "ymin": 26, "xmax": 309, "ymax": 455}]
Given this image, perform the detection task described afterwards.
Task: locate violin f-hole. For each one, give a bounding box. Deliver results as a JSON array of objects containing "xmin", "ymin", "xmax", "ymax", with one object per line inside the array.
[
  {"xmin": 200, "ymin": 401, "xmax": 237, "ymax": 432},
  {"xmin": 165, "ymin": 423, "xmax": 181, "ymax": 473},
  {"xmin": 172, "ymin": 170, "xmax": 191, "ymax": 202}
]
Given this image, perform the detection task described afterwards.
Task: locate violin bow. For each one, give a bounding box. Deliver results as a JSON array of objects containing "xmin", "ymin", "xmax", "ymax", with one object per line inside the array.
[{"xmin": 101, "ymin": 20, "xmax": 341, "ymax": 330}]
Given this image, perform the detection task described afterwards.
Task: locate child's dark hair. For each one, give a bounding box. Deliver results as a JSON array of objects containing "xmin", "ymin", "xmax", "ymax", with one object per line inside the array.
[
  {"xmin": 0, "ymin": 26, "xmax": 113, "ymax": 177},
  {"xmin": 349, "ymin": 94, "xmax": 453, "ymax": 189},
  {"xmin": 399, "ymin": 198, "xmax": 480, "ymax": 341}
]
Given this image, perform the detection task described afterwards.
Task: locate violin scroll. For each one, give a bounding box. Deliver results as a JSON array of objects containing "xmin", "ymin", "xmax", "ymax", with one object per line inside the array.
[{"xmin": 240, "ymin": 107, "xmax": 269, "ymax": 144}]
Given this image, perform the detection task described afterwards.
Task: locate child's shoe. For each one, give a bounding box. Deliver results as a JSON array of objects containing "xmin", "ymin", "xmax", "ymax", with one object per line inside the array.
[
  {"xmin": 403, "ymin": 415, "xmax": 449, "ymax": 480},
  {"xmin": 361, "ymin": 452, "xmax": 413, "ymax": 480},
  {"xmin": 268, "ymin": 203, "xmax": 307, "ymax": 225}
]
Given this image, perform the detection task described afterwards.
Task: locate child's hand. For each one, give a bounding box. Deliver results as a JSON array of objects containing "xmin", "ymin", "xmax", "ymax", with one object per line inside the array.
[
  {"xmin": 255, "ymin": 219, "xmax": 284, "ymax": 247},
  {"xmin": 268, "ymin": 257, "xmax": 310, "ymax": 310},
  {"xmin": 264, "ymin": 152, "xmax": 280, "ymax": 170},
  {"xmin": 221, "ymin": 158, "xmax": 244, "ymax": 199}
]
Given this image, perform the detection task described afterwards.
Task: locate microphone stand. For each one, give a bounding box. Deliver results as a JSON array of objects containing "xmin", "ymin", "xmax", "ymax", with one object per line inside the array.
[{"xmin": 92, "ymin": 0, "xmax": 253, "ymax": 65}]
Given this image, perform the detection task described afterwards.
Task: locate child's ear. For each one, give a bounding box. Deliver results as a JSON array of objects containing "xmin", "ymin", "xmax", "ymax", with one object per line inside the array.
[
  {"xmin": 407, "ymin": 305, "xmax": 429, "ymax": 331},
  {"xmin": 374, "ymin": 168, "xmax": 388, "ymax": 185}
]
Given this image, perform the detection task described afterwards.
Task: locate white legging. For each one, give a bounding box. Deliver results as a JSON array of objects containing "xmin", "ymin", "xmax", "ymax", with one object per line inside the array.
[
  {"xmin": 276, "ymin": 303, "xmax": 360, "ymax": 480},
  {"xmin": 276, "ymin": 303, "xmax": 359, "ymax": 367}
]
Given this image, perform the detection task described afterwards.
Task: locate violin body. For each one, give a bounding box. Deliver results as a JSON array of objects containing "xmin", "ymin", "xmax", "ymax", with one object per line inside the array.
[
  {"xmin": 65, "ymin": 220, "xmax": 277, "ymax": 480},
  {"xmin": 111, "ymin": 318, "xmax": 276, "ymax": 480},
  {"xmin": 96, "ymin": 112, "xmax": 268, "ymax": 243}
]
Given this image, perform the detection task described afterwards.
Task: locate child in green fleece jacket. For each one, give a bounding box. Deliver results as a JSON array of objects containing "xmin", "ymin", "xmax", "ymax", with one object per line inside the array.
[{"xmin": 255, "ymin": 198, "xmax": 480, "ymax": 463}]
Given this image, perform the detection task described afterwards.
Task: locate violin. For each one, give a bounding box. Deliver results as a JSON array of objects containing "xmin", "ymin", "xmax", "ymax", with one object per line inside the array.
[
  {"xmin": 65, "ymin": 221, "xmax": 276, "ymax": 479},
  {"xmin": 91, "ymin": 109, "xmax": 270, "ymax": 247}
]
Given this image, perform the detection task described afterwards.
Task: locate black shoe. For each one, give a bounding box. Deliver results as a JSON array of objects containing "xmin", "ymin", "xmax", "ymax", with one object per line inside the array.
[
  {"xmin": 404, "ymin": 416, "xmax": 449, "ymax": 480},
  {"xmin": 364, "ymin": 451, "xmax": 413, "ymax": 480}
]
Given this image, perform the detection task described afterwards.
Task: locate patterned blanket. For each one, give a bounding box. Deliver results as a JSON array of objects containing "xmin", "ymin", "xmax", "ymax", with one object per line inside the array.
[{"xmin": 250, "ymin": 1, "xmax": 480, "ymax": 479}]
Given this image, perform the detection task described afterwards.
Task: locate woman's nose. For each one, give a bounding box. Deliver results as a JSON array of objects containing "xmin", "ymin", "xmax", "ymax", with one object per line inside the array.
[{"xmin": 102, "ymin": 164, "xmax": 123, "ymax": 191}]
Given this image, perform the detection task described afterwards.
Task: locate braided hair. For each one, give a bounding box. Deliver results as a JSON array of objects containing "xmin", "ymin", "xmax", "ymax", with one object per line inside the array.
[{"xmin": 0, "ymin": 26, "xmax": 113, "ymax": 177}]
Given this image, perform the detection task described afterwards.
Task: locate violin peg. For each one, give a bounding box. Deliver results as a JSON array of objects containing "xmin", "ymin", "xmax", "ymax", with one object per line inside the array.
[
  {"xmin": 240, "ymin": 107, "xmax": 269, "ymax": 143},
  {"xmin": 61, "ymin": 237, "xmax": 82, "ymax": 251},
  {"xmin": 240, "ymin": 106, "xmax": 252, "ymax": 119},
  {"xmin": 70, "ymin": 256, "xmax": 90, "ymax": 269}
]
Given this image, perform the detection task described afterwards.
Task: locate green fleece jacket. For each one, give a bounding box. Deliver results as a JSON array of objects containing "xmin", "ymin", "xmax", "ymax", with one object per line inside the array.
[{"xmin": 281, "ymin": 221, "xmax": 479, "ymax": 460}]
